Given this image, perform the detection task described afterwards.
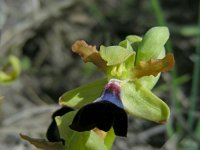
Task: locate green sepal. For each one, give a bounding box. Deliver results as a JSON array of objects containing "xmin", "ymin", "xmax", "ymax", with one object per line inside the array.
[
  {"xmin": 136, "ymin": 26, "xmax": 169, "ymax": 64},
  {"xmin": 125, "ymin": 35, "xmax": 142, "ymax": 44},
  {"xmin": 68, "ymin": 131, "xmax": 108, "ymax": 150},
  {"xmin": 121, "ymin": 81, "xmax": 170, "ymax": 123},
  {"xmin": 104, "ymin": 128, "xmax": 115, "ymax": 150},
  {"xmin": 119, "ymin": 35, "xmax": 142, "ymax": 48},
  {"xmin": 55, "ymin": 111, "xmax": 76, "ymax": 146},
  {"xmin": 100, "ymin": 44, "xmax": 135, "ymax": 66},
  {"xmin": 59, "ymin": 79, "xmax": 107, "ymax": 108}
]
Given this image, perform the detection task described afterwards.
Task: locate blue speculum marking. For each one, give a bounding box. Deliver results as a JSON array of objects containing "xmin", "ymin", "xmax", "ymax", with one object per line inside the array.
[
  {"xmin": 101, "ymin": 91, "xmax": 123, "ymax": 109},
  {"xmin": 97, "ymin": 79, "xmax": 124, "ymax": 109}
]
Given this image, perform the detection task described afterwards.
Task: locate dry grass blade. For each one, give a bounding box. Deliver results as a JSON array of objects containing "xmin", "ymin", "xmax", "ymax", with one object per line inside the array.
[{"xmin": 20, "ymin": 134, "xmax": 64, "ymax": 150}]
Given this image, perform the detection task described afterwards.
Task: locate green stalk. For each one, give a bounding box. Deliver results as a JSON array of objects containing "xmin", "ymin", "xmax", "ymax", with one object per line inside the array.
[
  {"xmin": 188, "ymin": 1, "xmax": 200, "ymax": 129},
  {"xmin": 150, "ymin": 0, "xmax": 166, "ymax": 26}
]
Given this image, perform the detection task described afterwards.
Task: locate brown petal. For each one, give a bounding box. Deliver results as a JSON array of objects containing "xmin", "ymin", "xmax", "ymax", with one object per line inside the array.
[
  {"xmin": 72, "ymin": 40, "xmax": 107, "ymax": 72},
  {"xmin": 133, "ymin": 53, "xmax": 175, "ymax": 78}
]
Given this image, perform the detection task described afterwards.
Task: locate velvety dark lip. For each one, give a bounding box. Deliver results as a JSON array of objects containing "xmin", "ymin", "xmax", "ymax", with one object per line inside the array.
[
  {"xmin": 69, "ymin": 101, "xmax": 127, "ymax": 137},
  {"xmin": 70, "ymin": 79, "xmax": 127, "ymax": 137}
]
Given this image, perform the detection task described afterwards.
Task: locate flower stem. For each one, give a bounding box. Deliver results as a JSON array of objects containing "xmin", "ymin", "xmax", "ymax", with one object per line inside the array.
[{"xmin": 188, "ymin": 1, "xmax": 200, "ymax": 129}]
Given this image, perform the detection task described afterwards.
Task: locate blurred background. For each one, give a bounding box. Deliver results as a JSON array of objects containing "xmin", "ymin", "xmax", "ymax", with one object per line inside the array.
[{"xmin": 0, "ymin": 0, "xmax": 200, "ymax": 149}]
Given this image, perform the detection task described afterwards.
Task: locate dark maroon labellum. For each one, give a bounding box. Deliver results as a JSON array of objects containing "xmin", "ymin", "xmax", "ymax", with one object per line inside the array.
[
  {"xmin": 69, "ymin": 101, "xmax": 127, "ymax": 136},
  {"xmin": 70, "ymin": 79, "xmax": 128, "ymax": 137}
]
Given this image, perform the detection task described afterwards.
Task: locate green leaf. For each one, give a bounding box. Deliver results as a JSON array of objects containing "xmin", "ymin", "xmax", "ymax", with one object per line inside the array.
[
  {"xmin": 121, "ymin": 82, "xmax": 170, "ymax": 123},
  {"xmin": 59, "ymin": 79, "xmax": 107, "ymax": 108},
  {"xmin": 68, "ymin": 131, "xmax": 108, "ymax": 150},
  {"xmin": 55, "ymin": 111, "xmax": 76, "ymax": 146},
  {"xmin": 179, "ymin": 25, "xmax": 200, "ymax": 36},
  {"xmin": 100, "ymin": 45, "xmax": 135, "ymax": 66},
  {"xmin": 20, "ymin": 134, "xmax": 64, "ymax": 150},
  {"xmin": 0, "ymin": 55, "xmax": 21, "ymax": 83},
  {"xmin": 136, "ymin": 26, "xmax": 169, "ymax": 64}
]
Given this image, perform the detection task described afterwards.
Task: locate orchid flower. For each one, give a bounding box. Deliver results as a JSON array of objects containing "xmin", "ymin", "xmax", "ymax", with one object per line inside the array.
[
  {"xmin": 21, "ymin": 26, "xmax": 175, "ymax": 150},
  {"xmin": 60, "ymin": 26, "xmax": 174, "ymax": 126}
]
